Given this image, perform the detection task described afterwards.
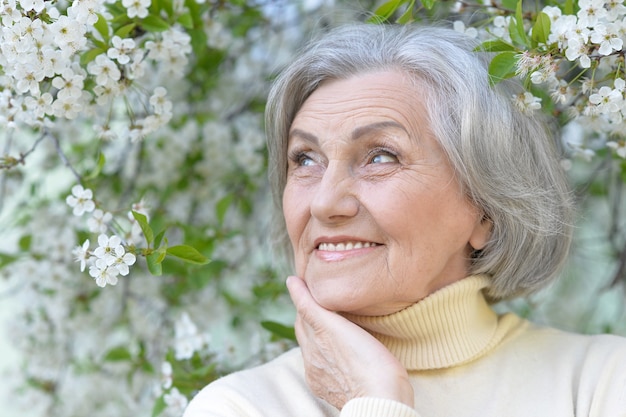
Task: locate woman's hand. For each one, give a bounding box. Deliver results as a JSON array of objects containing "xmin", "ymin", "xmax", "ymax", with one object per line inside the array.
[{"xmin": 286, "ymin": 275, "xmax": 414, "ymax": 410}]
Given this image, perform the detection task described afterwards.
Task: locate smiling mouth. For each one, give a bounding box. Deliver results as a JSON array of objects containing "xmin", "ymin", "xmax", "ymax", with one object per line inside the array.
[{"xmin": 317, "ymin": 242, "xmax": 380, "ymax": 251}]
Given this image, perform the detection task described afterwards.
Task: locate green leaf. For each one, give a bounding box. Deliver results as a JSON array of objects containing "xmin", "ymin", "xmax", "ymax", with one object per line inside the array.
[
  {"xmin": 154, "ymin": 229, "xmax": 166, "ymax": 249},
  {"xmin": 94, "ymin": 13, "xmax": 110, "ymax": 40},
  {"xmin": 177, "ymin": 12, "xmax": 193, "ymax": 29},
  {"xmin": 531, "ymin": 12, "xmax": 551, "ymax": 46},
  {"xmin": 147, "ymin": 251, "xmax": 163, "ymax": 276},
  {"xmin": 142, "ymin": 15, "xmax": 171, "ymax": 32},
  {"xmin": 0, "ymin": 253, "xmax": 17, "ymax": 269},
  {"xmin": 421, "ymin": 0, "xmax": 434, "ymax": 10},
  {"xmin": 104, "ymin": 346, "xmax": 132, "ymax": 361},
  {"xmin": 151, "ymin": 395, "xmax": 167, "ymax": 417},
  {"xmin": 367, "ymin": 0, "xmax": 406, "ymax": 23},
  {"xmin": 476, "ymin": 39, "xmax": 516, "ymax": 52},
  {"xmin": 157, "ymin": 0, "xmax": 174, "ymax": 18},
  {"xmin": 18, "ymin": 234, "xmax": 32, "ymax": 251},
  {"xmin": 167, "ymin": 245, "xmax": 210, "ymax": 265},
  {"xmin": 80, "ymin": 48, "xmax": 105, "ymax": 66},
  {"xmin": 396, "ymin": 0, "xmax": 415, "ymax": 23},
  {"xmin": 216, "ymin": 194, "xmax": 233, "ymax": 225},
  {"xmin": 184, "ymin": 0, "xmax": 203, "ymax": 27},
  {"xmin": 189, "ymin": 27, "xmax": 208, "ymax": 56},
  {"xmin": 132, "ymin": 210, "xmax": 154, "ymax": 246},
  {"xmin": 508, "ymin": 0, "xmax": 528, "ymax": 47},
  {"xmin": 501, "ymin": 0, "xmax": 517, "ymax": 10},
  {"xmin": 84, "ymin": 153, "xmax": 106, "ymax": 181},
  {"xmin": 189, "ymin": 362, "xmax": 217, "ymax": 379},
  {"xmin": 564, "ymin": 0, "xmax": 575, "ymax": 15},
  {"xmin": 114, "ymin": 23, "xmax": 136, "ymax": 39},
  {"xmin": 488, "ymin": 51, "xmax": 519, "ymax": 85},
  {"xmin": 261, "ymin": 321, "xmax": 296, "ymax": 341}
]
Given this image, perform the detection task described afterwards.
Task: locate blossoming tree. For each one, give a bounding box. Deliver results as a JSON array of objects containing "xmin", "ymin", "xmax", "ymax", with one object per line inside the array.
[{"xmin": 1, "ymin": 0, "xmax": 625, "ymax": 416}]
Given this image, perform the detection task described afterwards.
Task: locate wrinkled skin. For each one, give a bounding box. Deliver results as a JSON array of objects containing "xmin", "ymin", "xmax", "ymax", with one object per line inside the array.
[{"xmin": 287, "ymin": 275, "xmax": 414, "ymax": 409}]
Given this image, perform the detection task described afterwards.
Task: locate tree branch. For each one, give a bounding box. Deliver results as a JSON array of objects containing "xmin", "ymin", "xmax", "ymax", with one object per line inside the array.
[{"xmin": 46, "ymin": 129, "xmax": 82, "ymax": 183}]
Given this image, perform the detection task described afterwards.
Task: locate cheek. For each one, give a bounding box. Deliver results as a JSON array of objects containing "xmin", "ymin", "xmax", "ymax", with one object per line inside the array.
[{"xmin": 282, "ymin": 185, "xmax": 308, "ymax": 247}]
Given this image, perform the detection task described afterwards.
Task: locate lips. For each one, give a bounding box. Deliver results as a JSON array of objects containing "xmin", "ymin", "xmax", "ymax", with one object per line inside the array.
[{"xmin": 317, "ymin": 241, "xmax": 379, "ymax": 251}]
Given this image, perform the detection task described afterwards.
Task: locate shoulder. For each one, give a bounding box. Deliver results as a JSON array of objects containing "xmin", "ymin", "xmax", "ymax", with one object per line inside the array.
[
  {"xmin": 503, "ymin": 317, "xmax": 626, "ymax": 362},
  {"xmin": 518, "ymin": 320, "xmax": 626, "ymax": 356},
  {"xmin": 507, "ymin": 319, "xmax": 626, "ymax": 414},
  {"xmin": 183, "ymin": 348, "xmax": 336, "ymax": 417}
]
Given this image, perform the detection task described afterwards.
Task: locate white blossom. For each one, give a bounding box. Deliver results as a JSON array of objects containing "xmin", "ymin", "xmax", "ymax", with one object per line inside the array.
[
  {"xmin": 163, "ymin": 387, "xmax": 188, "ymax": 415},
  {"xmin": 87, "ymin": 54, "xmax": 121, "ymax": 86},
  {"xmin": 93, "ymin": 234, "xmax": 124, "ymax": 265},
  {"xmin": 122, "ymin": 0, "xmax": 150, "ymax": 19},
  {"xmin": 49, "ymin": 15, "xmax": 87, "ymax": 53},
  {"xmin": 606, "ymin": 0, "xmax": 626, "ymax": 21},
  {"xmin": 551, "ymin": 80, "xmax": 576, "ymax": 105},
  {"xmin": 1, "ymin": 0, "xmax": 21, "ymax": 26},
  {"xmin": 108, "ymin": 246, "xmax": 136, "ymax": 276},
  {"xmin": 589, "ymin": 86, "xmax": 623, "ymax": 114},
  {"xmin": 52, "ymin": 68, "xmax": 85, "ymax": 100},
  {"xmin": 68, "ymin": 0, "xmax": 103, "ymax": 25},
  {"xmin": 107, "ymin": 36, "xmax": 136, "ymax": 65},
  {"xmin": 23, "ymin": 93, "xmax": 53, "ymax": 120},
  {"xmin": 174, "ymin": 313, "xmax": 207, "ymax": 360},
  {"xmin": 577, "ymin": 0, "xmax": 608, "ymax": 28},
  {"xmin": 66, "ymin": 185, "xmax": 96, "ymax": 216},
  {"xmin": 51, "ymin": 94, "xmax": 84, "ymax": 119},
  {"xmin": 452, "ymin": 20, "xmax": 478, "ymax": 38},
  {"xmin": 590, "ymin": 24, "xmax": 623, "ymax": 55},
  {"xmin": 149, "ymin": 87, "xmax": 172, "ymax": 115},
  {"xmin": 72, "ymin": 239, "xmax": 91, "ymax": 272},
  {"xmin": 19, "ymin": 0, "xmax": 45, "ymax": 13},
  {"xmin": 89, "ymin": 259, "xmax": 119, "ymax": 287},
  {"xmin": 87, "ymin": 209, "xmax": 113, "ymax": 233},
  {"xmin": 161, "ymin": 362, "xmax": 173, "ymax": 389},
  {"xmin": 607, "ymin": 140, "xmax": 626, "ymax": 158},
  {"xmin": 513, "ymin": 91, "xmax": 542, "ymax": 113},
  {"xmin": 565, "ymin": 37, "xmax": 592, "ymax": 68}
]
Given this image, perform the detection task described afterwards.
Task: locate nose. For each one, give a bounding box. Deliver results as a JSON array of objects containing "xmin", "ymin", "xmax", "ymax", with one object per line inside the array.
[{"xmin": 310, "ymin": 161, "xmax": 359, "ymax": 222}]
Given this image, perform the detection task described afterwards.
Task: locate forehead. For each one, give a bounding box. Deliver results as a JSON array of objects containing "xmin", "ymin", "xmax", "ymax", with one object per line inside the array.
[{"xmin": 291, "ymin": 70, "xmax": 430, "ymax": 136}]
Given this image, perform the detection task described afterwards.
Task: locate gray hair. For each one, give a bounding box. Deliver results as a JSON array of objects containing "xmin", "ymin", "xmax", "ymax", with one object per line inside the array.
[{"xmin": 265, "ymin": 23, "xmax": 574, "ymax": 301}]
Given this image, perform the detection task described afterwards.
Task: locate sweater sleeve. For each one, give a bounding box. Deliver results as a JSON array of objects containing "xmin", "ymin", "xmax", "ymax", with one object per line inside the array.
[{"xmin": 341, "ymin": 398, "xmax": 420, "ymax": 417}]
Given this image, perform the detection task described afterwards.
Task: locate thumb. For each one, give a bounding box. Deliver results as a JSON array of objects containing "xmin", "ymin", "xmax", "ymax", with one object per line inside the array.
[
  {"xmin": 286, "ymin": 275, "xmax": 311, "ymax": 312},
  {"xmin": 286, "ymin": 275, "xmax": 330, "ymax": 323}
]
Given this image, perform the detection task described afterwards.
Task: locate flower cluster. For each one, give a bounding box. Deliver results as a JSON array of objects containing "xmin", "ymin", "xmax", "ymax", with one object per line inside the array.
[
  {"xmin": 0, "ymin": 0, "xmax": 181, "ymax": 138},
  {"xmin": 66, "ymin": 184, "xmax": 146, "ymax": 287},
  {"xmin": 452, "ymin": 0, "xmax": 626, "ymax": 160}
]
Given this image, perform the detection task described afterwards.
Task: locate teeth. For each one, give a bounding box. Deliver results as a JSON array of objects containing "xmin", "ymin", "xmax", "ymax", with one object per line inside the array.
[{"xmin": 318, "ymin": 241, "xmax": 378, "ymax": 251}]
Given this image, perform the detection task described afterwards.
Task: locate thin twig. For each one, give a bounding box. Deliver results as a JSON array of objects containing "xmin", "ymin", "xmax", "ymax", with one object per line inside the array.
[
  {"xmin": 0, "ymin": 130, "xmax": 14, "ymax": 214},
  {"xmin": 608, "ymin": 241, "xmax": 626, "ymax": 288},
  {"xmin": 0, "ymin": 129, "xmax": 46, "ymax": 170},
  {"xmin": 46, "ymin": 129, "xmax": 82, "ymax": 183}
]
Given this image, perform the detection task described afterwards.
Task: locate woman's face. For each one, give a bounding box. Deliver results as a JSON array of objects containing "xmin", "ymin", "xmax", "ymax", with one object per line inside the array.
[{"xmin": 283, "ymin": 70, "xmax": 491, "ymax": 316}]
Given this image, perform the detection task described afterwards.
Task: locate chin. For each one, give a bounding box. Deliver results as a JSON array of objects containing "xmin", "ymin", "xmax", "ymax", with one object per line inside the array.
[{"xmin": 308, "ymin": 284, "xmax": 364, "ymax": 313}]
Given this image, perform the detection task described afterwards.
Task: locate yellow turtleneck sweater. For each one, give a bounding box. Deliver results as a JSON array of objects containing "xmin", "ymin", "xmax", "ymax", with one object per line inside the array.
[{"xmin": 183, "ymin": 275, "xmax": 626, "ymax": 417}]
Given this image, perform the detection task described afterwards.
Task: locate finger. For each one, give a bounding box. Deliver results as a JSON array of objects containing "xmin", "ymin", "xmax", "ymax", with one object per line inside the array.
[
  {"xmin": 285, "ymin": 275, "xmax": 309, "ymax": 311},
  {"xmin": 286, "ymin": 275, "xmax": 325, "ymax": 324}
]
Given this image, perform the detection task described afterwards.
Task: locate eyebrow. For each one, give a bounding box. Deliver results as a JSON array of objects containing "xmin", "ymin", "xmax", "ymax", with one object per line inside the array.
[
  {"xmin": 289, "ymin": 128, "xmax": 318, "ymax": 145},
  {"xmin": 351, "ymin": 121, "xmax": 408, "ymax": 140},
  {"xmin": 289, "ymin": 121, "xmax": 408, "ymax": 144}
]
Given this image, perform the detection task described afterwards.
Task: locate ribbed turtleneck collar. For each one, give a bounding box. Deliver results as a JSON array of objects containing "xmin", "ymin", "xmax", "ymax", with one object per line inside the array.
[{"xmin": 343, "ymin": 275, "xmax": 517, "ymax": 371}]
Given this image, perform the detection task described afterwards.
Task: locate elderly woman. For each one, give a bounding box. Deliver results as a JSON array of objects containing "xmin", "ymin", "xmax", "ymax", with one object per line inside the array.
[{"xmin": 184, "ymin": 24, "xmax": 626, "ymax": 416}]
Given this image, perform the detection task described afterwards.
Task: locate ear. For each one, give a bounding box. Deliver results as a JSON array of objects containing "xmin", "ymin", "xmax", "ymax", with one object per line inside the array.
[{"xmin": 469, "ymin": 215, "xmax": 492, "ymax": 251}]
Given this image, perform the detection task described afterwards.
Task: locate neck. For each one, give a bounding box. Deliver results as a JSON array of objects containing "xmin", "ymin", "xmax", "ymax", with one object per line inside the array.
[{"xmin": 343, "ymin": 275, "xmax": 507, "ymax": 370}]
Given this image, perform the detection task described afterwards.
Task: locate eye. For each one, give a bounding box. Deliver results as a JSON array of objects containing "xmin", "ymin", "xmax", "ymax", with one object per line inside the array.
[
  {"xmin": 288, "ymin": 149, "xmax": 318, "ymax": 167},
  {"xmin": 369, "ymin": 150, "xmax": 398, "ymax": 164},
  {"xmin": 298, "ymin": 153, "xmax": 316, "ymax": 167}
]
